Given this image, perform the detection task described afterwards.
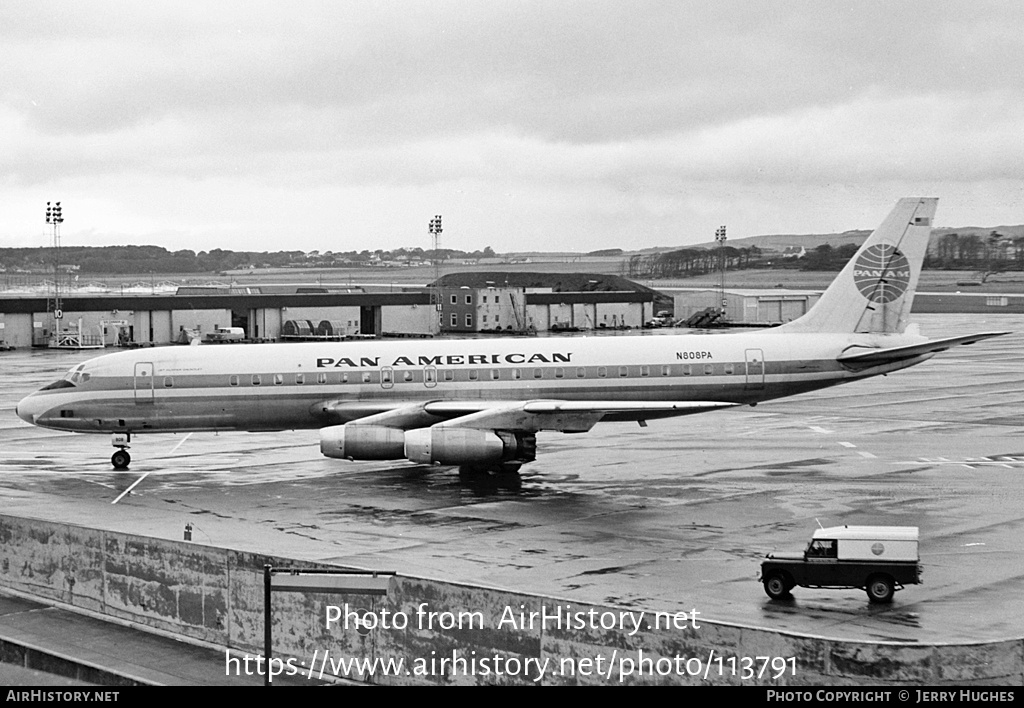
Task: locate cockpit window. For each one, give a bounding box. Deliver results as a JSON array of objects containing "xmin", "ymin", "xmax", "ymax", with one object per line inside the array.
[{"xmin": 41, "ymin": 379, "xmax": 76, "ymax": 391}]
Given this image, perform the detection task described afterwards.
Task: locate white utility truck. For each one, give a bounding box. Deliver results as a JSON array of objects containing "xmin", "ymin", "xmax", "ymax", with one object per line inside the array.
[{"xmin": 760, "ymin": 526, "xmax": 922, "ymax": 603}]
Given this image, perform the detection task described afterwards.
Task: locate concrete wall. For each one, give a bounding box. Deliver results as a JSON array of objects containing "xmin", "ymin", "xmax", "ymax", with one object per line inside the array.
[
  {"xmin": 0, "ymin": 513, "xmax": 1020, "ymax": 686},
  {"xmin": 0, "ymin": 313, "xmax": 32, "ymax": 348},
  {"xmin": 151, "ymin": 311, "xmax": 172, "ymax": 344},
  {"xmin": 382, "ymin": 304, "xmax": 434, "ymax": 335},
  {"xmin": 526, "ymin": 306, "xmax": 549, "ymax": 332},
  {"xmin": 252, "ymin": 308, "xmax": 283, "ymax": 340},
  {"xmin": 914, "ymin": 293, "xmax": 1024, "ymax": 313}
]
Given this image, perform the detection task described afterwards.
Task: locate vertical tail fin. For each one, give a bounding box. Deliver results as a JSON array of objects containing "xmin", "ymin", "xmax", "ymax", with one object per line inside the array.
[{"xmin": 778, "ymin": 197, "xmax": 937, "ymax": 334}]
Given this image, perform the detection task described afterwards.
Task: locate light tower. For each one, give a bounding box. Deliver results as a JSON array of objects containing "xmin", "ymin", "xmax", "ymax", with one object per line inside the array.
[
  {"xmin": 715, "ymin": 225, "xmax": 727, "ymax": 317},
  {"xmin": 429, "ymin": 214, "xmax": 443, "ymax": 332},
  {"xmin": 45, "ymin": 201, "xmax": 64, "ymax": 323}
]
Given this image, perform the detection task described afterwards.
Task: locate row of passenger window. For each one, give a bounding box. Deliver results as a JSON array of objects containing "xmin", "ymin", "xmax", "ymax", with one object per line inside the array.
[{"xmin": 192, "ymin": 363, "xmax": 740, "ymax": 388}]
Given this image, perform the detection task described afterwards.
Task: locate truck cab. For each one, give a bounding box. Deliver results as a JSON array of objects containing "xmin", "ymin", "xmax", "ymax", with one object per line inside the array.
[{"xmin": 760, "ymin": 525, "xmax": 922, "ymax": 604}]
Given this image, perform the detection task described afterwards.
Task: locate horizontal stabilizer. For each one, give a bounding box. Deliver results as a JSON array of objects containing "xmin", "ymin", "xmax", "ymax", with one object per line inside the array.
[{"xmin": 837, "ymin": 331, "xmax": 1010, "ymax": 367}]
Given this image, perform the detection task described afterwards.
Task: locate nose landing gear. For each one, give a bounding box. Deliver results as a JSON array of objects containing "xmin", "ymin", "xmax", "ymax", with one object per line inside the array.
[{"xmin": 111, "ymin": 432, "xmax": 131, "ymax": 470}]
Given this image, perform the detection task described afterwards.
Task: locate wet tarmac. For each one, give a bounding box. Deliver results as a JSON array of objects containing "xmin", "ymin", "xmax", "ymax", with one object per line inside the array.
[{"xmin": 1, "ymin": 314, "xmax": 1022, "ymax": 645}]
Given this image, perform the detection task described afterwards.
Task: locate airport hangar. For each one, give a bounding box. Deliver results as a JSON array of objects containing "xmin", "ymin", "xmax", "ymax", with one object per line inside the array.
[
  {"xmin": 668, "ymin": 288, "xmax": 1024, "ymax": 325},
  {"xmin": 0, "ymin": 284, "xmax": 656, "ymax": 348},
  {"xmin": 670, "ymin": 288, "xmax": 822, "ymax": 325}
]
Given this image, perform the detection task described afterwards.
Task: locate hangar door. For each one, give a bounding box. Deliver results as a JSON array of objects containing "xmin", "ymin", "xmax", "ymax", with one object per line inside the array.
[
  {"xmin": 758, "ymin": 297, "xmax": 806, "ymax": 323},
  {"xmin": 360, "ymin": 306, "xmax": 381, "ymax": 336}
]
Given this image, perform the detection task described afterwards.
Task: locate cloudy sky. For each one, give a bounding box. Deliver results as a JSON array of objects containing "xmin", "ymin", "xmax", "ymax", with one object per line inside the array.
[{"xmin": 2, "ymin": 1, "xmax": 1022, "ymax": 255}]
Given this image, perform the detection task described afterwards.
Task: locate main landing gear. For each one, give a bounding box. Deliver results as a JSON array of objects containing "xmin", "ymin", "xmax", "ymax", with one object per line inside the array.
[{"xmin": 111, "ymin": 432, "xmax": 131, "ymax": 470}]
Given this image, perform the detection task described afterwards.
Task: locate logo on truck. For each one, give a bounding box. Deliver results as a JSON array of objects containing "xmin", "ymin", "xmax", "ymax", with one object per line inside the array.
[{"xmin": 853, "ymin": 244, "xmax": 911, "ymax": 304}]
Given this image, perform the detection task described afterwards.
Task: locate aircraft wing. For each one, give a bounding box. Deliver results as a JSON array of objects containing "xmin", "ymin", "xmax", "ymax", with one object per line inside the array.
[
  {"xmin": 321, "ymin": 399, "xmax": 738, "ymax": 433},
  {"xmin": 837, "ymin": 331, "xmax": 1010, "ymax": 368}
]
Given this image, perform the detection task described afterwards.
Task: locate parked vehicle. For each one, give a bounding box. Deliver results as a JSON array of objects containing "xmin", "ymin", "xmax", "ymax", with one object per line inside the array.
[
  {"xmin": 203, "ymin": 326, "xmax": 245, "ymax": 343},
  {"xmin": 760, "ymin": 526, "xmax": 922, "ymax": 603}
]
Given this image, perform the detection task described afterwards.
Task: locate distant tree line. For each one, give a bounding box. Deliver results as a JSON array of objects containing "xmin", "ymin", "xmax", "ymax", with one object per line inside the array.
[
  {"xmin": 624, "ymin": 231, "xmax": 1024, "ymax": 279},
  {"xmin": 0, "ymin": 244, "xmax": 499, "ymax": 275},
  {"xmin": 7, "ymin": 233, "xmax": 1024, "ymax": 278},
  {"xmin": 927, "ymin": 231, "xmax": 1024, "ymax": 274},
  {"xmin": 797, "ymin": 244, "xmax": 860, "ymax": 270},
  {"xmin": 624, "ymin": 246, "xmax": 763, "ymax": 278}
]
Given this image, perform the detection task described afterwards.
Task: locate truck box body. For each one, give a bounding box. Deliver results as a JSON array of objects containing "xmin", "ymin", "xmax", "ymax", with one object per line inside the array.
[{"xmin": 814, "ymin": 525, "xmax": 918, "ymax": 562}]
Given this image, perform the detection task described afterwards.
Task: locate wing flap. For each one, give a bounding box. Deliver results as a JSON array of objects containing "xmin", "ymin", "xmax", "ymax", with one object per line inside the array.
[
  {"xmin": 522, "ymin": 400, "xmax": 737, "ymax": 415},
  {"xmin": 434, "ymin": 400, "xmax": 739, "ymax": 433}
]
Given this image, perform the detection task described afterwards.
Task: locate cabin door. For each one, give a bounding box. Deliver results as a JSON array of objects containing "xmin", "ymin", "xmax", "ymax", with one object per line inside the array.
[
  {"xmin": 134, "ymin": 362, "xmax": 155, "ymax": 403},
  {"xmin": 745, "ymin": 349, "xmax": 765, "ymax": 390}
]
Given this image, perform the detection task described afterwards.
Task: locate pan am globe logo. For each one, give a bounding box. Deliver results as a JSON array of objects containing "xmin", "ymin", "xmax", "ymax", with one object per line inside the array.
[{"xmin": 853, "ymin": 244, "xmax": 911, "ymax": 304}]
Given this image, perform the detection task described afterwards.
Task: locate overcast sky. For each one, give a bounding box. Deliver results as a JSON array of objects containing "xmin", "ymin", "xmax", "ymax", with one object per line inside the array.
[{"xmin": 2, "ymin": 1, "xmax": 1022, "ymax": 255}]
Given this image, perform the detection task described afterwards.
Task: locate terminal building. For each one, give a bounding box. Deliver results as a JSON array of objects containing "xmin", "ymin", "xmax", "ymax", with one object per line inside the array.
[
  {"xmin": 436, "ymin": 284, "xmax": 654, "ymax": 334},
  {"xmin": 0, "ymin": 276, "xmax": 657, "ymax": 348}
]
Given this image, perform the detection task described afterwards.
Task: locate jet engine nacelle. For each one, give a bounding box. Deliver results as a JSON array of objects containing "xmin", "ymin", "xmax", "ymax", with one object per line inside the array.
[
  {"xmin": 320, "ymin": 424, "xmax": 406, "ymax": 460},
  {"xmin": 404, "ymin": 427, "xmax": 536, "ymax": 466}
]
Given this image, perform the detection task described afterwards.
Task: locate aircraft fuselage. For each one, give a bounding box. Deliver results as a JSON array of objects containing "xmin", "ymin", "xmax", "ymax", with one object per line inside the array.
[{"xmin": 16, "ymin": 328, "xmax": 927, "ymax": 435}]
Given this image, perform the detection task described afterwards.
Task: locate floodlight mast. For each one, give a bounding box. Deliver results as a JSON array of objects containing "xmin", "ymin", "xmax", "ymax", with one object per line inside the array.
[
  {"xmin": 45, "ymin": 201, "xmax": 64, "ymax": 325},
  {"xmin": 429, "ymin": 215, "xmax": 443, "ymax": 333},
  {"xmin": 715, "ymin": 225, "xmax": 727, "ymax": 317}
]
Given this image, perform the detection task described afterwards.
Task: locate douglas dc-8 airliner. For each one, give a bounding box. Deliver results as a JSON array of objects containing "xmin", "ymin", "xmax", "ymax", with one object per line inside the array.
[{"xmin": 16, "ymin": 198, "xmax": 1008, "ymax": 474}]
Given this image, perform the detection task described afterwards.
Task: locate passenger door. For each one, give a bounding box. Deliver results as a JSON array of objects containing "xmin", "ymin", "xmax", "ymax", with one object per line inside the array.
[
  {"xmin": 134, "ymin": 362, "xmax": 155, "ymax": 404},
  {"xmin": 745, "ymin": 349, "xmax": 765, "ymax": 390}
]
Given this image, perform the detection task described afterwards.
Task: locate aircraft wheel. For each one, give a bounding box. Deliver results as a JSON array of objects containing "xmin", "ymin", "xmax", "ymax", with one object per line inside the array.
[
  {"xmin": 111, "ymin": 450, "xmax": 131, "ymax": 470},
  {"xmin": 763, "ymin": 573, "xmax": 792, "ymax": 600},
  {"xmin": 866, "ymin": 575, "xmax": 895, "ymax": 604}
]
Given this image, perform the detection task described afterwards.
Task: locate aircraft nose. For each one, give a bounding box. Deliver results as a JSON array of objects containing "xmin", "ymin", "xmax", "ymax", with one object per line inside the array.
[{"xmin": 16, "ymin": 394, "xmax": 43, "ymax": 425}]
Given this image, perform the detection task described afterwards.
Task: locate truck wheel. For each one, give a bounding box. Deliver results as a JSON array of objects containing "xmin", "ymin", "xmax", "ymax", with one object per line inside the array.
[
  {"xmin": 763, "ymin": 573, "xmax": 791, "ymax": 600},
  {"xmin": 866, "ymin": 575, "xmax": 895, "ymax": 604}
]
